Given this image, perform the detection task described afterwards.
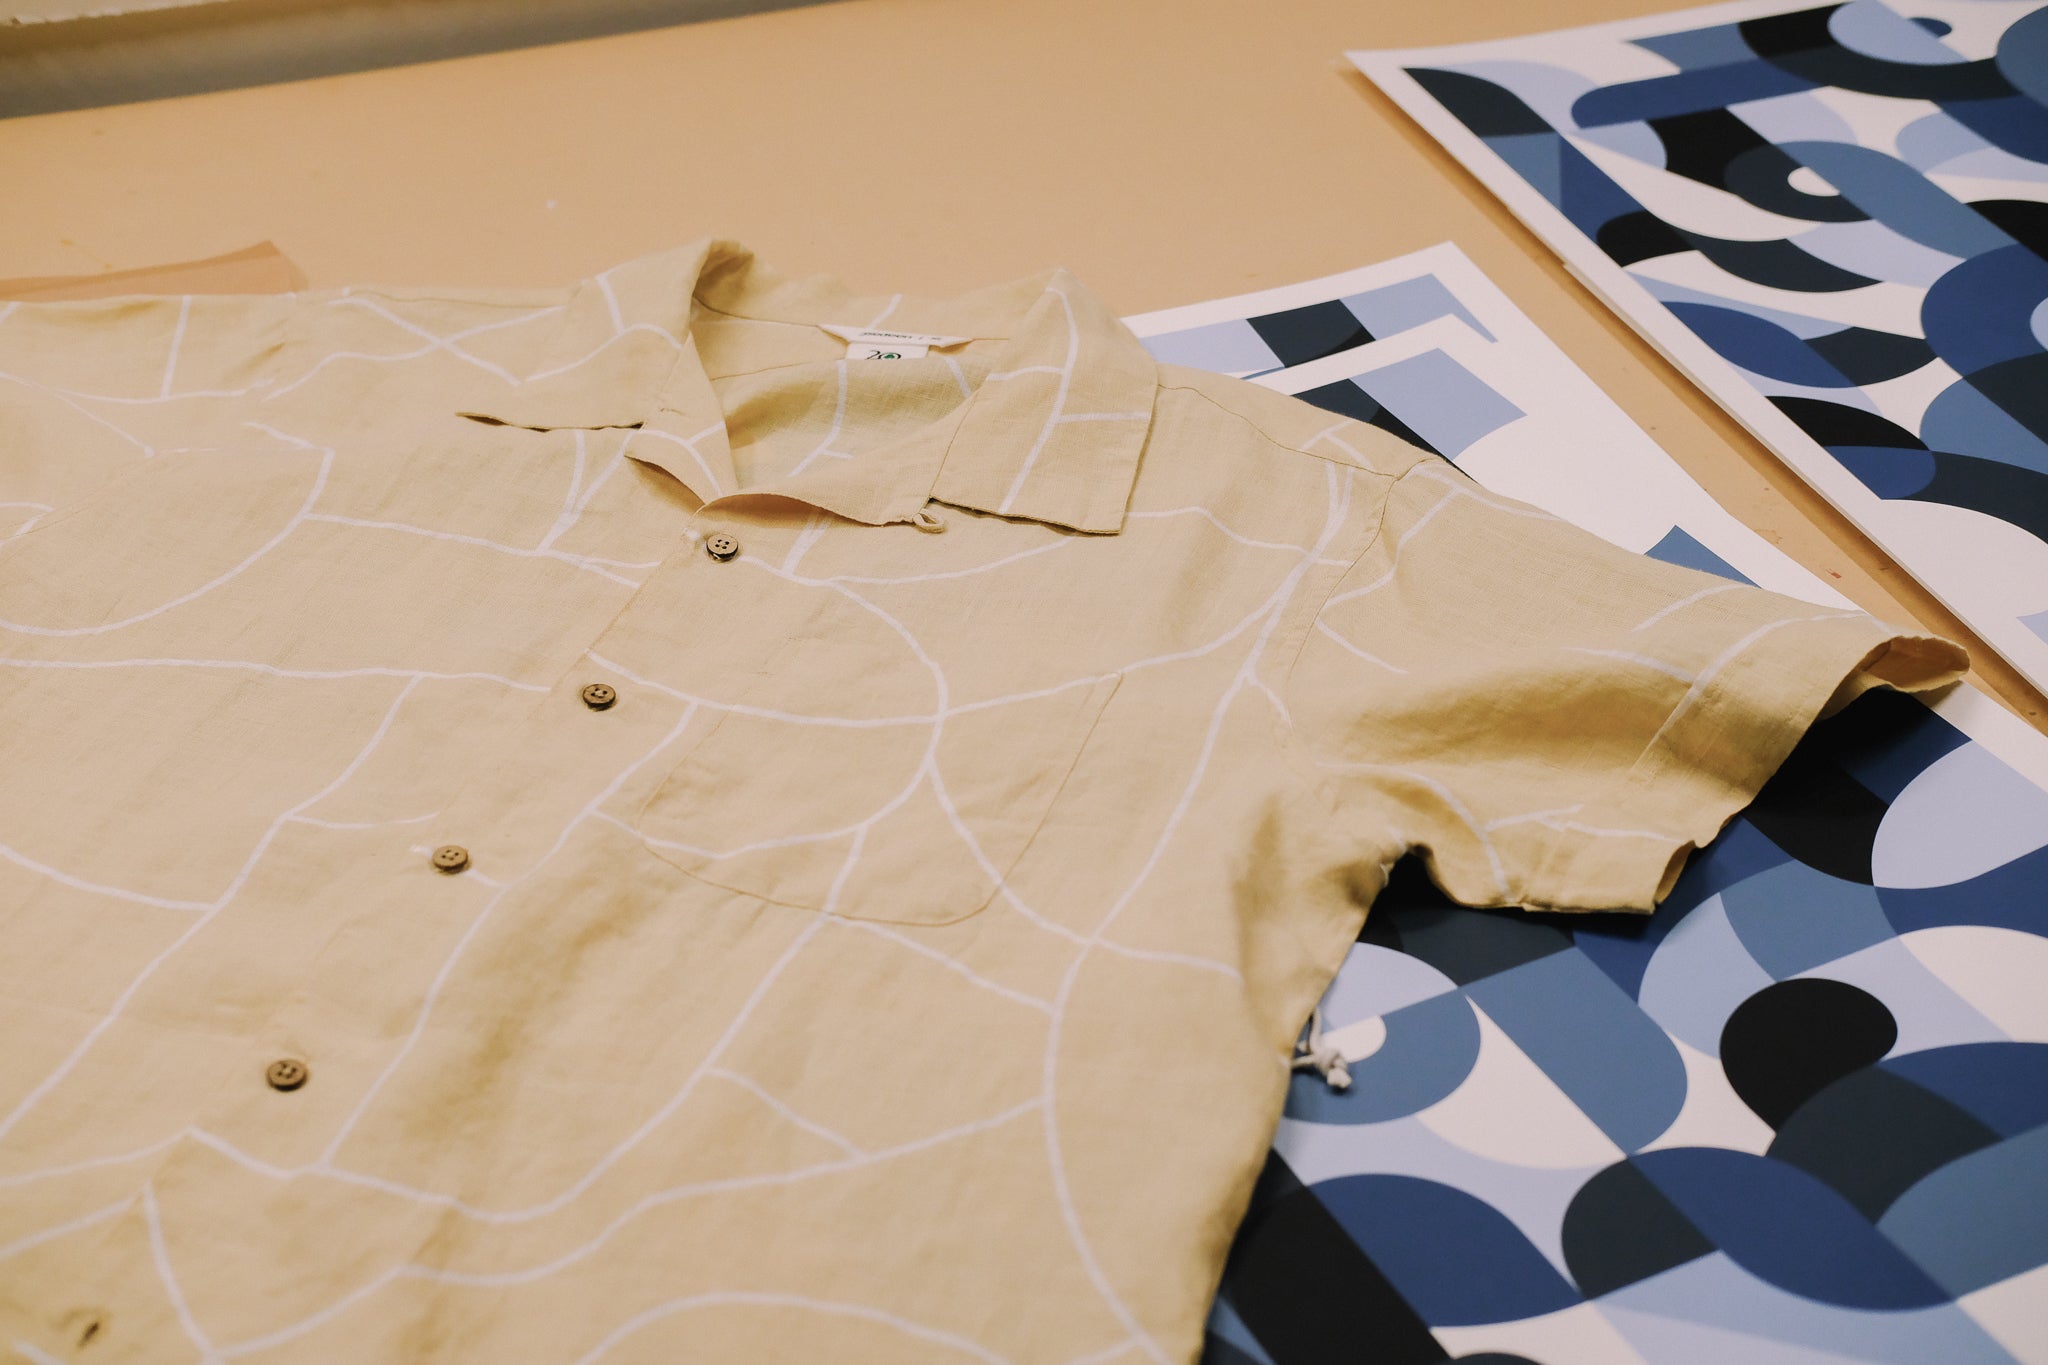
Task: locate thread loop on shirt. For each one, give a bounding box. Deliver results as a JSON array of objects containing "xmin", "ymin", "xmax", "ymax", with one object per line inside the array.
[
  {"xmin": 912, "ymin": 508, "xmax": 947, "ymax": 533},
  {"xmin": 1292, "ymin": 1005, "xmax": 1351, "ymax": 1091}
]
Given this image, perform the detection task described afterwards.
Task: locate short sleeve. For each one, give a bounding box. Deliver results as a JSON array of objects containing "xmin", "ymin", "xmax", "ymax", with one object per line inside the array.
[{"xmin": 1286, "ymin": 457, "xmax": 1967, "ymax": 913}]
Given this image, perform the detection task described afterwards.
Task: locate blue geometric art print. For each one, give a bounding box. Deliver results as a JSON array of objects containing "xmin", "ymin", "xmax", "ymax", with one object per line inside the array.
[{"xmin": 1355, "ymin": 0, "xmax": 2048, "ymax": 695}]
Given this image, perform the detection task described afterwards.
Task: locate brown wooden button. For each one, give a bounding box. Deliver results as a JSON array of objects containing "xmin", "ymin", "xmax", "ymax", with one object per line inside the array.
[
  {"xmin": 580, "ymin": 682, "xmax": 617, "ymax": 710},
  {"xmin": 704, "ymin": 532, "xmax": 740, "ymax": 561},
  {"xmin": 265, "ymin": 1058, "xmax": 309, "ymax": 1092},
  {"xmin": 431, "ymin": 844, "xmax": 470, "ymax": 873}
]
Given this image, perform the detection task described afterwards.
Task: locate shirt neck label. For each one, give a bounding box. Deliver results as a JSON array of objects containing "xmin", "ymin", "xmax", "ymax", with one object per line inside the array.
[{"xmin": 820, "ymin": 324, "xmax": 973, "ymax": 361}]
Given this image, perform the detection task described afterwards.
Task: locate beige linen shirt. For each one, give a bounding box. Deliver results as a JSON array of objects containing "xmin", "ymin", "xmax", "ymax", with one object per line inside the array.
[{"xmin": 0, "ymin": 241, "xmax": 1962, "ymax": 1363}]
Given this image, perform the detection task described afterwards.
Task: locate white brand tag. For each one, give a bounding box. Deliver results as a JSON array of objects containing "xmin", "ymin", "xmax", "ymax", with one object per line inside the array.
[{"xmin": 821, "ymin": 324, "xmax": 972, "ymax": 361}]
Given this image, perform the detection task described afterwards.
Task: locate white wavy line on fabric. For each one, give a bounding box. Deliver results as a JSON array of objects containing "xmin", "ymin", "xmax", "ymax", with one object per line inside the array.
[
  {"xmin": 0, "ymin": 656, "xmax": 547, "ymax": 691},
  {"xmin": 997, "ymin": 288, "xmax": 1080, "ymax": 515},
  {"xmin": 568, "ymin": 1292, "xmax": 1011, "ymax": 1365},
  {"xmin": 854, "ymin": 292, "xmax": 904, "ymax": 331},
  {"xmin": 1629, "ymin": 580, "xmax": 1746, "ymax": 633},
  {"xmin": 328, "ymin": 296, "xmax": 548, "ymax": 384},
  {"xmin": 0, "ymin": 675, "xmax": 422, "ymax": 1145},
  {"xmin": 1313, "ymin": 619, "xmax": 1410, "ymax": 673},
  {"xmin": 837, "ymin": 917, "xmax": 1059, "ymax": 1015},
  {"xmin": 1056, "ymin": 411, "xmax": 1149, "ymax": 423},
  {"xmin": 33, "ymin": 382, "xmax": 272, "ymax": 405},
  {"xmin": 537, "ymin": 428, "xmax": 591, "ymax": 550},
  {"xmin": 1064, "ymin": 1337, "xmax": 1141, "ymax": 1365},
  {"xmin": 0, "ymin": 1198, "xmax": 130, "ymax": 1263},
  {"xmin": 595, "ymin": 268, "xmax": 626, "ymax": 335},
  {"xmin": 1564, "ymin": 646, "xmax": 1697, "ymax": 684},
  {"xmin": 631, "ymin": 422, "xmax": 727, "ymax": 496},
  {"xmin": 157, "ymin": 296, "xmax": 191, "ymax": 399},
  {"xmin": 0, "ymin": 369, "xmax": 156, "ymax": 456},
  {"xmin": 301, "ymin": 513, "xmax": 650, "ymax": 587},
  {"xmin": 942, "ymin": 355, "xmax": 973, "ymax": 398},
  {"xmin": 788, "ymin": 360, "xmax": 852, "ymax": 479},
  {"xmin": 523, "ymin": 324, "xmax": 683, "ymax": 384},
  {"xmin": 0, "ymin": 1133, "xmax": 184, "ymax": 1189},
  {"xmin": 1482, "ymin": 804, "xmax": 1583, "ymax": 833},
  {"xmin": 706, "ymin": 1067, "xmax": 866, "ymax": 1158},
  {"xmin": 290, "ymin": 812, "xmax": 439, "ymax": 831},
  {"xmin": 0, "ymin": 424, "xmax": 327, "ymax": 637},
  {"xmin": 1091, "ymin": 940, "xmax": 1242, "ymax": 980},
  {"xmin": 825, "ymin": 537, "xmax": 1068, "ymax": 586},
  {"xmin": 781, "ymin": 511, "xmax": 830, "ymax": 574},
  {"xmin": 1128, "ymin": 505, "xmax": 1312, "ymax": 555},
  {"xmin": 146, "ymin": 1184, "xmax": 224, "ymax": 1365},
  {"xmin": 986, "ymin": 366, "xmax": 1062, "ymax": 381},
  {"xmin": 314, "ymin": 704, "xmax": 704, "ymax": 1167},
  {"xmin": 586, "ymin": 651, "xmax": 936, "ymax": 729},
  {"xmin": 13, "ymin": 1340, "xmax": 65, "ymax": 1365},
  {"xmin": 265, "ymin": 300, "xmax": 560, "ymax": 399},
  {"xmin": 1641, "ymin": 612, "xmax": 1854, "ymax": 758},
  {"xmin": 0, "ymin": 840, "xmax": 212, "ymax": 911}
]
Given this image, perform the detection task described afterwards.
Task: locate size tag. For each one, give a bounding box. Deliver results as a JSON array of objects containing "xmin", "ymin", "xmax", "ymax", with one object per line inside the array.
[{"xmin": 822, "ymin": 324, "xmax": 971, "ymax": 361}]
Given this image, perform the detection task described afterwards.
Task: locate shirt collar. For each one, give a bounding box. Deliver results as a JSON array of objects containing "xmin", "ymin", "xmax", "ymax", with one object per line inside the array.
[{"xmin": 460, "ymin": 239, "xmax": 1158, "ymax": 535}]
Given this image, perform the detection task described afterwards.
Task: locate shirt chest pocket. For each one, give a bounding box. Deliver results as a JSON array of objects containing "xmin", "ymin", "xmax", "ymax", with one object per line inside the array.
[{"xmin": 632, "ymin": 615, "xmax": 1120, "ymax": 927}]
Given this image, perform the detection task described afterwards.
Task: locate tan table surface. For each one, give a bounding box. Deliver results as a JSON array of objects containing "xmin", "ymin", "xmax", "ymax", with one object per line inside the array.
[{"xmin": 2, "ymin": 0, "xmax": 2040, "ymax": 730}]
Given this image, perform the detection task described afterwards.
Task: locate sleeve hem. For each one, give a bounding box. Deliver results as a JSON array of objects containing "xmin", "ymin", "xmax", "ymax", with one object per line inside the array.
[{"xmin": 1518, "ymin": 621, "xmax": 1967, "ymax": 914}]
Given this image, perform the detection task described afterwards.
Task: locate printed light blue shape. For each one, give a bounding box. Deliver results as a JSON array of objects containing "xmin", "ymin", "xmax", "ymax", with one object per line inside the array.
[
  {"xmin": 1639, "ymin": 893, "xmax": 1777, "ymax": 1056},
  {"xmin": 1881, "ymin": 1122, "xmax": 2048, "ymax": 1296},
  {"xmin": 1921, "ymin": 375, "xmax": 2048, "ymax": 474},
  {"xmin": 1720, "ymin": 861, "xmax": 1894, "ymax": 980},
  {"xmin": 1806, "ymin": 939, "xmax": 2010, "ymax": 1056},
  {"xmin": 1607, "ymin": 1252, "xmax": 2018, "ymax": 1365},
  {"xmin": 2032, "ymin": 296, "xmax": 2048, "ymax": 353},
  {"xmin": 1733, "ymin": 89, "xmax": 1857, "ymax": 146},
  {"xmin": 1827, "ymin": 0, "xmax": 1970, "ymax": 65},
  {"xmin": 1313, "ymin": 1174, "xmax": 1582, "ymax": 1326},
  {"xmin": 1320, "ymin": 941, "xmax": 1457, "ymax": 1029},
  {"xmin": 1466, "ymin": 949, "xmax": 1687, "ymax": 1151},
  {"xmin": 1140, "ymin": 318, "xmax": 1281, "ymax": 375},
  {"xmin": 1878, "ymin": 840, "xmax": 2048, "ymax": 939},
  {"xmin": 1571, "ymin": 61, "xmax": 1815, "ymax": 129},
  {"xmin": 1204, "ymin": 1294, "xmax": 1275, "ymax": 1365},
  {"xmin": 1779, "ymin": 141, "xmax": 2014, "ymax": 258},
  {"xmin": 1793, "ymin": 218, "xmax": 1964, "ymax": 289},
  {"xmin": 1274, "ymin": 1112, "xmax": 1598, "ymax": 1280},
  {"xmin": 1343, "ymin": 276, "xmax": 1495, "ymax": 344},
  {"xmin": 1646, "ymin": 525, "xmax": 1751, "ymax": 582},
  {"xmin": 1282, "ymin": 989, "xmax": 1480, "ymax": 1124},
  {"xmin": 1896, "ymin": 110, "xmax": 1992, "ymax": 172},
  {"xmin": 1873, "ymin": 740, "xmax": 2048, "ymax": 890},
  {"xmin": 1354, "ymin": 349, "xmax": 1523, "ymax": 456},
  {"xmin": 2027, "ymin": 606, "xmax": 2048, "ymax": 647},
  {"xmin": 1635, "ymin": 1148, "xmax": 1950, "ymax": 1308}
]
